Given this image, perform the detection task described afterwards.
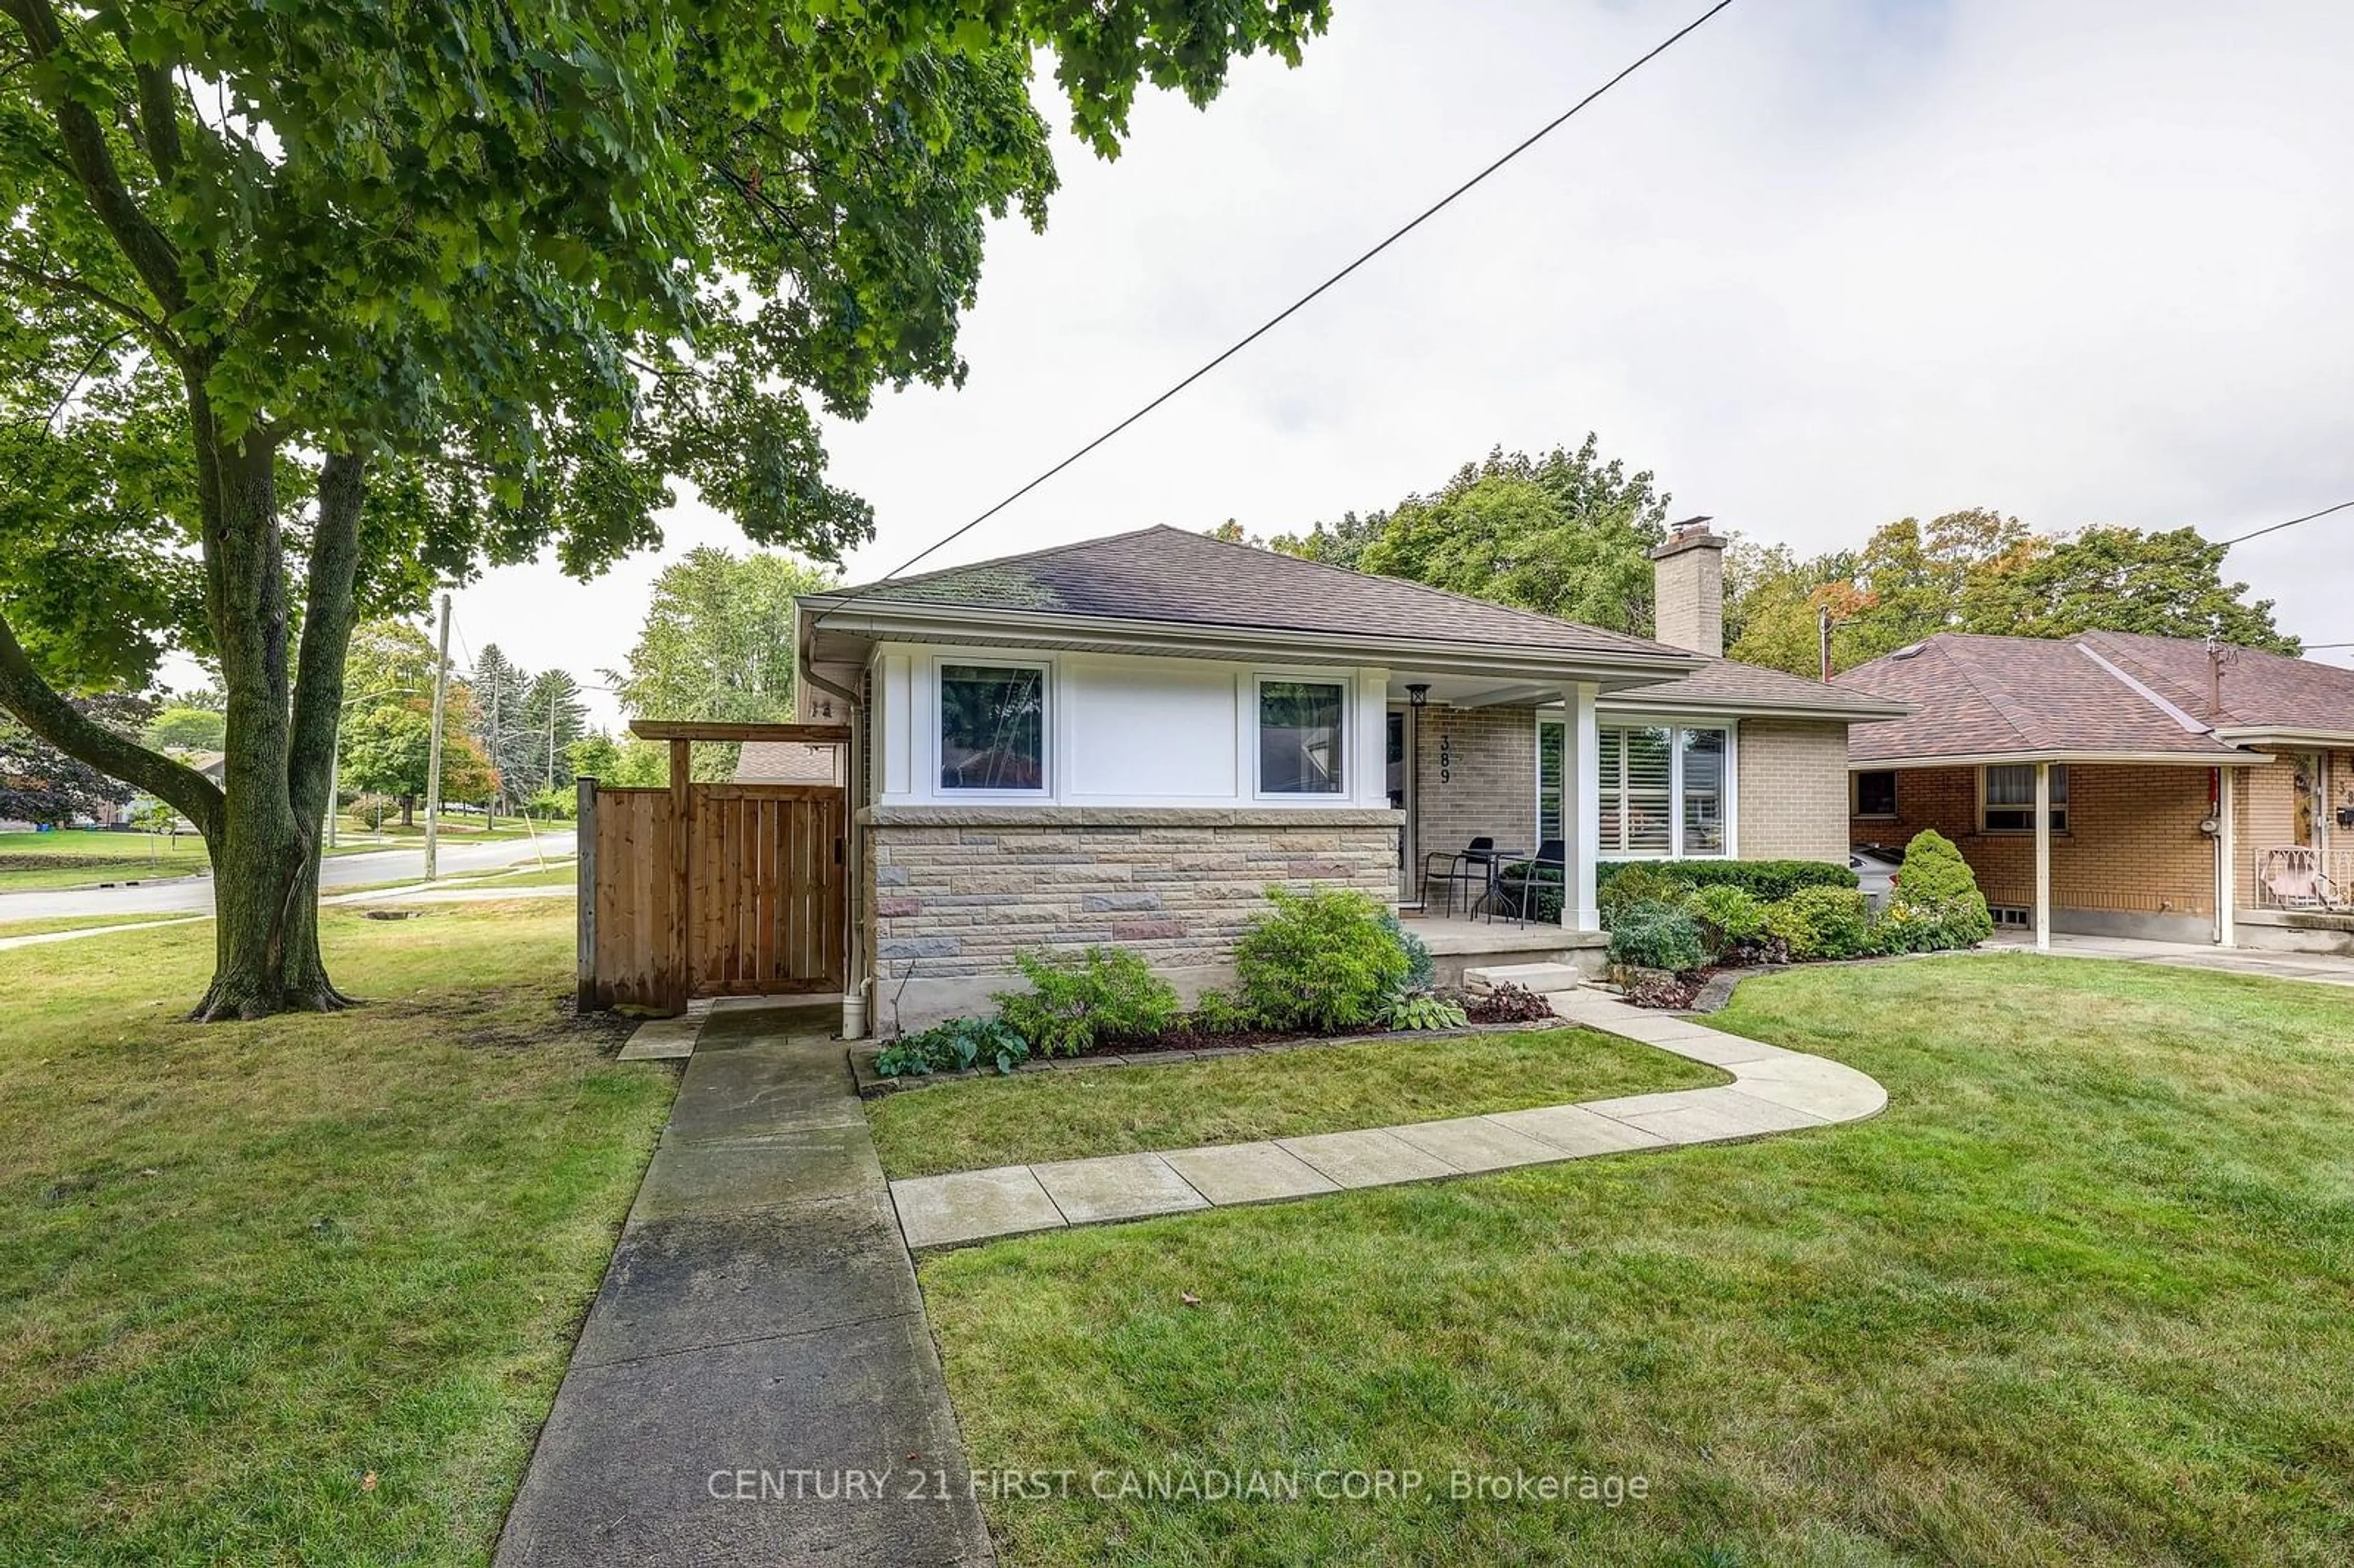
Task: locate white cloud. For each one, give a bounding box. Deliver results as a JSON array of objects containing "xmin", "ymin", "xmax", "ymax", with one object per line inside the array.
[{"xmin": 448, "ymin": 0, "xmax": 2354, "ymax": 721}]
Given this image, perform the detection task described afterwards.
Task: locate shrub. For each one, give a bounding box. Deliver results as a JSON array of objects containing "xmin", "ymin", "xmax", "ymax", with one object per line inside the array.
[
  {"xmin": 1234, "ymin": 886, "xmax": 1410, "ymax": 1033},
  {"xmin": 1684, "ymin": 884, "xmax": 1767, "ymax": 957},
  {"xmin": 875, "ymin": 1016, "xmax": 1031, "ymax": 1077},
  {"xmin": 992, "ymin": 946, "xmax": 1182, "ymax": 1056},
  {"xmin": 1607, "ymin": 899, "xmax": 1707, "ymax": 973},
  {"xmin": 1384, "ymin": 992, "xmax": 1470, "ymax": 1032},
  {"xmin": 1598, "ymin": 863, "xmax": 1694, "ymax": 926},
  {"xmin": 1379, "ymin": 910, "xmax": 1438, "ymax": 992},
  {"xmin": 1889, "ymin": 829, "xmax": 1994, "ymax": 949},
  {"xmin": 1464, "ymin": 981, "xmax": 1554, "ymax": 1024},
  {"xmin": 1187, "ymin": 988, "xmax": 1259, "ymax": 1037},
  {"xmin": 1599, "ymin": 858, "xmax": 1857, "ymax": 904},
  {"xmin": 1762, "ymin": 886, "xmax": 1872, "ymax": 961}
]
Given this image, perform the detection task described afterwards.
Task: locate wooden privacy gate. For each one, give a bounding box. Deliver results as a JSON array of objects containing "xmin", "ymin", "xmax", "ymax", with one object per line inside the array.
[{"xmin": 576, "ymin": 725, "xmax": 848, "ymax": 1014}]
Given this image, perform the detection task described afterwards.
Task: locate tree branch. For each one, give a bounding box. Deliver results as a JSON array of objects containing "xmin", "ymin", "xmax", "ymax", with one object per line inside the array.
[
  {"xmin": 0, "ymin": 254, "xmax": 175, "ymax": 348},
  {"xmin": 0, "ymin": 0, "xmax": 189, "ymax": 318},
  {"xmin": 0, "ymin": 609, "xmax": 224, "ymax": 841},
  {"xmin": 286, "ymin": 449, "xmax": 368, "ymax": 834},
  {"xmin": 133, "ymin": 62, "xmax": 183, "ymax": 185}
]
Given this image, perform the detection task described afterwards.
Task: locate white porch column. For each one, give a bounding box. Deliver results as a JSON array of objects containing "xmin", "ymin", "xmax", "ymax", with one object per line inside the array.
[
  {"xmin": 2033, "ymin": 761, "xmax": 2052, "ymax": 952},
  {"xmin": 2217, "ymin": 766, "xmax": 2237, "ymax": 947},
  {"xmin": 1566, "ymin": 683, "xmax": 1601, "ymax": 932}
]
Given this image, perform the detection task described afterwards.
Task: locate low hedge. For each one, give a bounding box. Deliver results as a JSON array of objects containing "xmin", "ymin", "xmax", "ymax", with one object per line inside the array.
[{"xmin": 1598, "ymin": 858, "xmax": 1857, "ymax": 904}]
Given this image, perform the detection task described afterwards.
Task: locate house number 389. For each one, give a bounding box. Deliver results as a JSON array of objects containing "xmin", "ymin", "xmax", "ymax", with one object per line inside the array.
[{"xmin": 1439, "ymin": 736, "xmax": 1452, "ymax": 784}]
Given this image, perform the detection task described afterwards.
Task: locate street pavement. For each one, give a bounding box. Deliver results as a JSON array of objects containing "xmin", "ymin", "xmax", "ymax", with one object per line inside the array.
[{"xmin": 0, "ymin": 829, "xmax": 574, "ymax": 921}]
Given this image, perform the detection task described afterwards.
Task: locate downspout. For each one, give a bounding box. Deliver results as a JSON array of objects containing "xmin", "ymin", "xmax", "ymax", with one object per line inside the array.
[{"xmin": 800, "ymin": 632, "xmax": 872, "ymax": 1037}]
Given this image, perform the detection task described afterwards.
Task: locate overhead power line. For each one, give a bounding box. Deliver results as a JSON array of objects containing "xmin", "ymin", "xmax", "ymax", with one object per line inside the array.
[
  {"xmin": 812, "ymin": 0, "xmax": 1736, "ymax": 626},
  {"xmin": 2217, "ymin": 498, "xmax": 2354, "ymax": 547}
]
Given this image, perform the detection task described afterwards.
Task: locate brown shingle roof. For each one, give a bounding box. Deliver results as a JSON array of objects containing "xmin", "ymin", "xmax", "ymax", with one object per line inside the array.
[
  {"xmin": 2076, "ymin": 631, "xmax": 2354, "ymax": 734},
  {"xmin": 822, "ymin": 525, "xmax": 1693, "ymax": 664},
  {"xmin": 1835, "ymin": 633, "xmax": 2245, "ymax": 763},
  {"xmin": 733, "ymin": 740, "xmax": 842, "ymax": 784},
  {"xmin": 1606, "ymin": 656, "xmax": 1908, "ymax": 719}
]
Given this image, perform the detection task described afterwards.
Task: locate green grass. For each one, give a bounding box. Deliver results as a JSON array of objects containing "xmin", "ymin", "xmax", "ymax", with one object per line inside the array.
[
  {"xmin": 0, "ymin": 829, "xmax": 210, "ymax": 891},
  {"xmin": 919, "ymin": 956, "xmax": 2354, "ymax": 1566},
  {"xmin": 868, "ymin": 1029, "xmax": 1724, "ymax": 1181},
  {"xmin": 0, "ymin": 900, "xmax": 675, "ymax": 1565},
  {"xmin": 0, "ymin": 911, "xmax": 210, "ymax": 941}
]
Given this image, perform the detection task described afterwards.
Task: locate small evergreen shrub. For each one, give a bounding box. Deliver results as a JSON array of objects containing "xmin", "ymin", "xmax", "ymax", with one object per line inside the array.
[
  {"xmin": 1384, "ymin": 992, "xmax": 1471, "ymax": 1032},
  {"xmin": 1684, "ymin": 884, "xmax": 1767, "ymax": 957},
  {"xmin": 1761, "ymin": 886, "xmax": 1872, "ymax": 961},
  {"xmin": 992, "ymin": 946, "xmax": 1181, "ymax": 1056},
  {"xmin": 1379, "ymin": 910, "xmax": 1438, "ymax": 992},
  {"xmin": 1234, "ymin": 886, "xmax": 1410, "ymax": 1033},
  {"xmin": 1889, "ymin": 829, "xmax": 1994, "ymax": 949},
  {"xmin": 875, "ymin": 1016, "xmax": 1031, "ymax": 1077},
  {"xmin": 1607, "ymin": 899, "xmax": 1707, "ymax": 973}
]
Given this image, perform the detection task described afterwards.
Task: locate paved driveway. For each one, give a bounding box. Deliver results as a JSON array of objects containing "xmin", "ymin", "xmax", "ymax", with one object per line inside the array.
[{"xmin": 1991, "ymin": 931, "xmax": 2354, "ymax": 988}]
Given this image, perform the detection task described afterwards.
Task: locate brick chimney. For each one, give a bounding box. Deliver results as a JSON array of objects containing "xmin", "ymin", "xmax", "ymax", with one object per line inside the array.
[{"xmin": 1649, "ymin": 516, "xmax": 1725, "ymax": 657}]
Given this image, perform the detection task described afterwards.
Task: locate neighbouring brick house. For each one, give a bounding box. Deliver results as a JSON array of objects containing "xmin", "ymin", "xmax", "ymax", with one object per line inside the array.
[
  {"xmin": 1837, "ymin": 631, "xmax": 2354, "ymax": 955},
  {"xmin": 796, "ymin": 523, "xmax": 1905, "ymax": 1032}
]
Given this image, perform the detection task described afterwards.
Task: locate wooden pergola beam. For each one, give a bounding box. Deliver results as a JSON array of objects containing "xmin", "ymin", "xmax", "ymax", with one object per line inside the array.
[{"xmin": 629, "ymin": 721, "xmax": 849, "ymax": 745}]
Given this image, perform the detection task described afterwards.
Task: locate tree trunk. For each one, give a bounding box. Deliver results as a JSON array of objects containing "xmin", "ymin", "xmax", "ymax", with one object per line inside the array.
[{"xmin": 400, "ymin": 794, "xmax": 416, "ymax": 827}]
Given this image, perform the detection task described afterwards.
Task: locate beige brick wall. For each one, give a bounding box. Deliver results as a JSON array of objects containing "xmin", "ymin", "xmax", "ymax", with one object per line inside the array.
[
  {"xmin": 863, "ymin": 805, "xmax": 1400, "ymax": 1031},
  {"xmin": 1414, "ymin": 705, "xmax": 1539, "ymax": 870},
  {"xmin": 1736, "ymin": 720, "xmax": 1850, "ymax": 862},
  {"xmin": 1853, "ymin": 762, "xmax": 2222, "ymax": 930}
]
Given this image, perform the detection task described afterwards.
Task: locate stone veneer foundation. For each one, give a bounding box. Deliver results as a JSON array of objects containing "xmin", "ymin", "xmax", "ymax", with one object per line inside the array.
[{"xmin": 860, "ymin": 805, "xmax": 1402, "ymax": 1033}]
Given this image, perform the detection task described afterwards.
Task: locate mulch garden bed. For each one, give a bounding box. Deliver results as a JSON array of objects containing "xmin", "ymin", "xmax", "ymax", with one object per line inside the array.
[{"xmin": 851, "ymin": 985, "xmax": 1564, "ymax": 1099}]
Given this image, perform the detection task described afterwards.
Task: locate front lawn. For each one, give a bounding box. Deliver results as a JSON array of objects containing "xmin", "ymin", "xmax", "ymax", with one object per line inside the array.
[
  {"xmin": 920, "ymin": 956, "xmax": 2354, "ymax": 1566},
  {"xmin": 0, "ymin": 900, "xmax": 674, "ymax": 1565},
  {"xmin": 867, "ymin": 1028, "xmax": 1725, "ymax": 1180}
]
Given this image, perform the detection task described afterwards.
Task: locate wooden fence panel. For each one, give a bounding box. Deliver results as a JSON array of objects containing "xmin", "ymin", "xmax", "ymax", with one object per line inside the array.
[{"xmin": 580, "ymin": 780, "xmax": 844, "ymax": 1011}]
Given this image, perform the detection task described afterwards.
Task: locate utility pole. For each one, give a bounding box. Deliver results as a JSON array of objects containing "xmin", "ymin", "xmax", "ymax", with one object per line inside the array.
[
  {"xmin": 548, "ymin": 690, "xmax": 558, "ymax": 797},
  {"xmin": 1818, "ymin": 604, "xmax": 1834, "ymax": 682},
  {"xmin": 424, "ymin": 590, "xmax": 452, "ymax": 881},
  {"xmin": 485, "ymin": 669, "xmax": 500, "ymax": 833}
]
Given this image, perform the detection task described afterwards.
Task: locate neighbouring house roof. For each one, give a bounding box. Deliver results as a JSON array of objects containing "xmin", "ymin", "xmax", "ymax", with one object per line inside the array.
[
  {"xmin": 1601, "ymin": 655, "xmax": 1910, "ymax": 722},
  {"xmin": 1830, "ymin": 631, "xmax": 2336, "ymax": 766},
  {"xmin": 2070, "ymin": 630, "xmax": 2354, "ymax": 741},
  {"xmin": 798, "ymin": 525, "xmax": 1705, "ymax": 684},
  {"xmin": 733, "ymin": 740, "xmax": 841, "ymax": 784}
]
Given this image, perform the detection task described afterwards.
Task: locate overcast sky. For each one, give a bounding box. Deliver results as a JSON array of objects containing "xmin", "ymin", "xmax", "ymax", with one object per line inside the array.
[{"xmin": 440, "ymin": 0, "xmax": 2354, "ymax": 726}]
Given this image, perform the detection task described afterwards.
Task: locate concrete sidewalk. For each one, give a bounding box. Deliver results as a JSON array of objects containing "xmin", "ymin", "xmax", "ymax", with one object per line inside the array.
[
  {"xmin": 1987, "ymin": 931, "xmax": 2354, "ymax": 988},
  {"xmin": 496, "ymin": 1001, "xmax": 992, "ymax": 1568},
  {"xmin": 889, "ymin": 989, "xmax": 1888, "ymax": 1250}
]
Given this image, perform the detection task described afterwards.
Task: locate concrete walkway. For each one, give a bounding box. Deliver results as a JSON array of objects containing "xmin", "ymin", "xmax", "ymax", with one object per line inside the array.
[
  {"xmin": 496, "ymin": 1000, "xmax": 992, "ymax": 1568},
  {"xmin": 889, "ymin": 990, "xmax": 1888, "ymax": 1250},
  {"xmin": 1988, "ymin": 931, "xmax": 2354, "ymax": 988}
]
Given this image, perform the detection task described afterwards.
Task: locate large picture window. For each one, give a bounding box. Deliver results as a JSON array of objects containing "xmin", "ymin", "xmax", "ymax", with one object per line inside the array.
[
  {"xmin": 1258, "ymin": 679, "xmax": 1345, "ymax": 794},
  {"xmin": 939, "ymin": 664, "xmax": 1045, "ymax": 791},
  {"xmin": 1543, "ymin": 718, "xmax": 1732, "ymax": 857},
  {"xmin": 1981, "ymin": 763, "xmax": 2067, "ymax": 833}
]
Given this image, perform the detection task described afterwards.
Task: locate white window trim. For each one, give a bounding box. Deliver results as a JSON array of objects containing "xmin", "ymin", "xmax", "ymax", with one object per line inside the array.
[
  {"xmin": 1540, "ymin": 714, "xmax": 1737, "ymax": 860},
  {"xmin": 1978, "ymin": 763, "xmax": 2069, "ymax": 835},
  {"xmin": 932, "ymin": 653, "xmax": 1053, "ymax": 799},
  {"xmin": 1250, "ymin": 670, "xmax": 1353, "ymax": 801},
  {"xmin": 1851, "ymin": 769, "xmax": 1900, "ymax": 820}
]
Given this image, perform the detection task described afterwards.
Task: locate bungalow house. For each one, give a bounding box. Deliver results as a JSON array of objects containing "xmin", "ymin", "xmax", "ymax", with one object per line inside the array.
[
  {"xmin": 1835, "ymin": 631, "xmax": 2354, "ymax": 955},
  {"xmin": 793, "ymin": 522, "xmax": 1905, "ymax": 1033}
]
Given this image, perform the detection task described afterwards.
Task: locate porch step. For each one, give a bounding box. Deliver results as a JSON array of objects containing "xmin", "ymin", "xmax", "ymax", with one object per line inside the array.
[{"xmin": 1463, "ymin": 962, "xmax": 1589, "ymax": 996}]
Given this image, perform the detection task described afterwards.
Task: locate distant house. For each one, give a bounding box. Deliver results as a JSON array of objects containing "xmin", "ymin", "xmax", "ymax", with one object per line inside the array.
[
  {"xmin": 1837, "ymin": 631, "xmax": 2354, "ymax": 954},
  {"xmin": 732, "ymin": 740, "xmax": 844, "ymax": 786},
  {"xmin": 794, "ymin": 522, "xmax": 1905, "ymax": 1032}
]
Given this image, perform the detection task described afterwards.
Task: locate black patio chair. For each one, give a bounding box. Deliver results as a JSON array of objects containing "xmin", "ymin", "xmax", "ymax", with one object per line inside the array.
[
  {"xmin": 1496, "ymin": 839, "xmax": 1566, "ymax": 926},
  {"xmin": 1420, "ymin": 836, "xmax": 1497, "ymax": 918}
]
